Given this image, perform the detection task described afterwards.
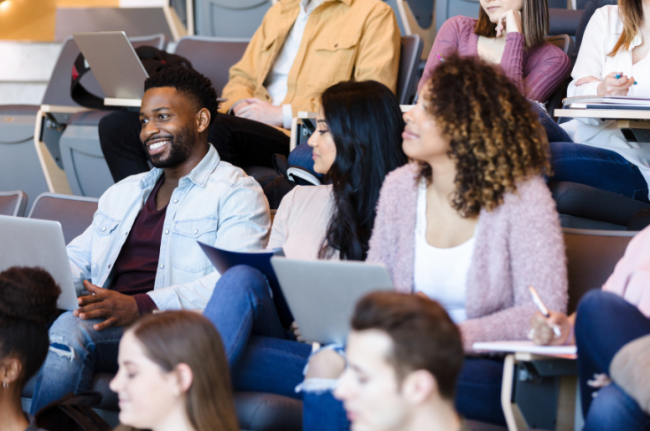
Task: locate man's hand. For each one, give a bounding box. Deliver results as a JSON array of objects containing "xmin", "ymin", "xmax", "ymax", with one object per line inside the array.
[
  {"xmin": 73, "ymin": 280, "xmax": 139, "ymax": 331},
  {"xmin": 234, "ymin": 98, "xmax": 283, "ymax": 127}
]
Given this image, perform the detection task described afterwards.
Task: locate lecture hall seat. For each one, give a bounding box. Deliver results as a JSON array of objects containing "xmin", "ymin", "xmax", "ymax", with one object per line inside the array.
[{"xmin": 0, "ymin": 190, "xmax": 28, "ymax": 217}]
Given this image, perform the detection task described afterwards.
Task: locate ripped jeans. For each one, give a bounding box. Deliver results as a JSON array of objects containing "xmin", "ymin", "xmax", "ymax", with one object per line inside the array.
[{"xmin": 29, "ymin": 311, "xmax": 123, "ymax": 414}]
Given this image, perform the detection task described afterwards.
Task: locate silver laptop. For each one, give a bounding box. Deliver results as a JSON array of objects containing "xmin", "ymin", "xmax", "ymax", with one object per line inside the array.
[
  {"xmin": 0, "ymin": 216, "xmax": 79, "ymax": 310},
  {"xmin": 271, "ymin": 258, "xmax": 394, "ymax": 345},
  {"xmin": 73, "ymin": 31, "xmax": 149, "ymax": 100}
]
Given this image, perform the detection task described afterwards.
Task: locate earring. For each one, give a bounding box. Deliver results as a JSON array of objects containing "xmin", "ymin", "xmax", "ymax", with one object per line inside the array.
[{"xmin": 2, "ymin": 382, "xmax": 7, "ymax": 388}]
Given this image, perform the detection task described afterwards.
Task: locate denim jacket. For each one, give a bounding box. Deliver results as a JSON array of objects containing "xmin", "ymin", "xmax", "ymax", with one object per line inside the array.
[{"xmin": 66, "ymin": 146, "xmax": 270, "ymax": 311}]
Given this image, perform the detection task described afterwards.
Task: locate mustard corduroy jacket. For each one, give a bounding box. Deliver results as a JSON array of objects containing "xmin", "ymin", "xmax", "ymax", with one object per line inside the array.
[{"xmin": 220, "ymin": 0, "xmax": 401, "ymax": 120}]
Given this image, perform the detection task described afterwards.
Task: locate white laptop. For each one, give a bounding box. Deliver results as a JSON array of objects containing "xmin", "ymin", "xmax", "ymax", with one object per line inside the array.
[
  {"xmin": 270, "ymin": 257, "xmax": 394, "ymax": 345},
  {"xmin": 72, "ymin": 31, "xmax": 149, "ymax": 105},
  {"xmin": 0, "ymin": 216, "xmax": 79, "ymax": 310}
]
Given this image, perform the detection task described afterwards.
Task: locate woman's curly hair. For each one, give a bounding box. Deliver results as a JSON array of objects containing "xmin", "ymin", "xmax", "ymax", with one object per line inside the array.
[{"xmin": 420, "ymin": 55, "xmax": 551, "ymax": 218}]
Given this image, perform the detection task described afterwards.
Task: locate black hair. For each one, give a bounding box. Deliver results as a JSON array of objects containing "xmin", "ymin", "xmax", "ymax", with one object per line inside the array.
[
  {"xmin": 144, "ymin": 65, "xmax": 219, "ymax": 125},
  {"xmin": 0, "ymin": 267, "xmax": 60, "ymax": 386},
  {"xmin": 319, "ymin": 81, "xmax": 408, "ymax": 261}
]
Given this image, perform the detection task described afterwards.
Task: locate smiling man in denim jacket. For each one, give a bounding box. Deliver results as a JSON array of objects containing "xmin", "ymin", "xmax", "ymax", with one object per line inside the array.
[{"xmin": 29, "ymin": 66, "xmax": 270, "ymax": 413}]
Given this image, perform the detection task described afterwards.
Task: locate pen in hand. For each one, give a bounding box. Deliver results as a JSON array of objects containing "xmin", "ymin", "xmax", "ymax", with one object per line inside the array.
[{"xmin": 528, "ymin": 286, "xmax": 561, "ymax": 338}]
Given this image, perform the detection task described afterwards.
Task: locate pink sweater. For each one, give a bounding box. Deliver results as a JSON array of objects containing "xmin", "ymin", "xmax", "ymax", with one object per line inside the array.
[
  {"xmin": 420, "ymin": 16, "xmax": 571, "ymax": 103},
  {"xmin": 367, "ymin": 164, "xmax": 568, "ymax": 351},
  {"xmin": 603, "ymin": 226, "xmax": 650, "ymax": 318}
]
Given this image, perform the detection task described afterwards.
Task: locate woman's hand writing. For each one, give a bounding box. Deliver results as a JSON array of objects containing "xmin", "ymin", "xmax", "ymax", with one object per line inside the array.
[
  {"xmin": 595, "ymin": 72, "xmax": 636, "ymax": 96},
  {"xmin": 529, "ymin": 311, "xmax": 573, "ymax": 346}
]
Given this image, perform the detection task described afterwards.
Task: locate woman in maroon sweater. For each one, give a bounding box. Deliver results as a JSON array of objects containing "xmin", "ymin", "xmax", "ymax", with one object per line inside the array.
[{"xmin": 420, "ymin": 0, "xmax": 570, "ymax": 103}]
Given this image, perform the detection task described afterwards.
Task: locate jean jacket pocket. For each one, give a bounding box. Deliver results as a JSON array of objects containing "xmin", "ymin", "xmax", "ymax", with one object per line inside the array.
[{"xmin": 171, "ymin": 218, "xmax": 219, "ymax": 273}]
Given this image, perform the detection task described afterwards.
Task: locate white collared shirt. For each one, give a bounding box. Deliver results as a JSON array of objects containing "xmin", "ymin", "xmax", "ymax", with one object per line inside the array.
[
  {"xmin": 264, "ymin": 0, "xmax": 327, "ymax": 128},
  {"xmin": 561, "ymin": 5, "xmax": 650, "ymax": 197}
]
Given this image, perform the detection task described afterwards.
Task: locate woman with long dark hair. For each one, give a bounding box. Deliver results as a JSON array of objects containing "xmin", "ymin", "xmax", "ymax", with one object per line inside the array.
[
  {"xmin": 111, "ymin": 311, "xmax": 238, "ymax": 431},
  {"xmin": 0, "ymin": 267, "xmax": 60, "ymax": 431},
  {"xmin": 200, "ymin": 80, "xmax": 407, "ymax": 401}
]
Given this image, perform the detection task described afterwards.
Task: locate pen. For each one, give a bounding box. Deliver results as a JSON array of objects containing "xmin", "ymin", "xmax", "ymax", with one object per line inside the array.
[
  {"xmin": 614, "ymin": 74, "xmax": 638, "ymax": 85},
  {"xmin": 436, "ymin": 53, "xmax": 445, "ymax": 62},
  {"xmin": 528, "ymin": 286, "xmax": 561, "ymax": 337}
]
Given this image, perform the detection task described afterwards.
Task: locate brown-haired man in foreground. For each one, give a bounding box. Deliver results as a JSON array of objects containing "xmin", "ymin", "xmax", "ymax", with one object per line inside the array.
[{"xmin": 334, "ymin": 292, "xmax": 469, "ymax": 431}]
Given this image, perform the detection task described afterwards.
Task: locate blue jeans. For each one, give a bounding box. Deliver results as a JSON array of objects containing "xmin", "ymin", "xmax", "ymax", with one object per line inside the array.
[
  {"xmin": 549, "ymin": 142, "xmax": 650, "ymax": 202},
  {"xmin": 30, "ymin": 311, "xmax": 123, "ymax": 414},
  {"xmin": 576, "ymin": 290, "xmax": 650, "ymax": 431},
  {"xmin": 536, "ymin": 108, "xmax": 650, "ymax": 203},
  {"xmin": 203, "ymin": 265, "xmax": 311, "ymax": 399},
  {"xmin": 301, "ymin": 356, "xmax": 506, "ymax": 431},
  {"xmin": 584, "ymin": 383, "xmax": 650, "ymax": 431}
]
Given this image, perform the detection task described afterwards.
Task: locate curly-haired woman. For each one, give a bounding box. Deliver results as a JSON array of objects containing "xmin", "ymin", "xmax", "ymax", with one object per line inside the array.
[{"xmin": 303, "ymin": 56, "xmax": 569, "ymax": 428}]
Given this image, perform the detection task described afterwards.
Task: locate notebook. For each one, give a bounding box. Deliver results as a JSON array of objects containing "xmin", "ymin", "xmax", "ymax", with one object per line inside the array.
[
  {"xmin": 563, "ymin": 95, "xmax": 650, "ymax": 110},
  {"xmin": 473, "ymin": 341, "xmax": 577, "ymax": 359}
]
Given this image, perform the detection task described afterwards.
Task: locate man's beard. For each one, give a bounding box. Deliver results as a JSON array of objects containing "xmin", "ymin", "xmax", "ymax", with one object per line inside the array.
[{"xmin": 144, "ymin": 126, "xmax": 197, "ymax": 169}]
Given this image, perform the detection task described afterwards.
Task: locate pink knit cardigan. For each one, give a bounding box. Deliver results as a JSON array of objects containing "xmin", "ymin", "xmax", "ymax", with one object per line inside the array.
[{"xmin": 367, "ymin": 164, "xmax": 568, "ymax": 351}]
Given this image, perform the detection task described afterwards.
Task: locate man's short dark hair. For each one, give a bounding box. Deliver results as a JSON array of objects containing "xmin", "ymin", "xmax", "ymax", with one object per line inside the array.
[
  {"xmin": 144, "ymin": 65, "xmax": 219, "ymax": 125},
  {"xmin": 351, "ymin": 292, "xmax": 464, "ymax": 400}
]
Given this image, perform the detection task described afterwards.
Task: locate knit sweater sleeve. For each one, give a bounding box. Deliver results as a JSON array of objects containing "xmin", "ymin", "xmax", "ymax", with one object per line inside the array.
[
  {"xmin": 367, "ymin": 165, "xmax": 418, "ymax": 293},
  {"xmin": 500, "ymin": 32, "xmax": 526, "ymax": 95},
  {"xmin": 367, "ymin": 170, "xmax": 402, "ymax": 284},
  {"xmin": 459, "ymin": 177, "xmax": 568, "ymax": 351},
  {"xmin": 500, "ymin": 35, "xmax": 570, "ymax": 103}
]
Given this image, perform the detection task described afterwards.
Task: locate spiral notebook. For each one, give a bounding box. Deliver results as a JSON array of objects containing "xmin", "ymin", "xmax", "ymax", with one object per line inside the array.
[{"xmin": 563, "ymin": 95, "xmax": 650, "ymax": 110}]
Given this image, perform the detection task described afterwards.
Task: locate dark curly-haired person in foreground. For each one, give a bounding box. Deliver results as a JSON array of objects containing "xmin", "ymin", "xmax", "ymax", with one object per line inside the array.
[
  {"xmin": 0, "ymin": 267, "xmax": 60, "ymax": 431},
  {"xmin": 29, "ymin": 65, "xmax": 271, "ymax": 414}
]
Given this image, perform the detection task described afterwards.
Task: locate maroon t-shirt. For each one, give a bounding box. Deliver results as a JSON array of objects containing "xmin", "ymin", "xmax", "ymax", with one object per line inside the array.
[{"xmin": 112, "ymin": 175, "xmax": 167, "ymax": 315}]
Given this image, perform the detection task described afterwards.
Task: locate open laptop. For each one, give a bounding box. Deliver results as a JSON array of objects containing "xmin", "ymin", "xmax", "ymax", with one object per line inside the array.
[
  {"xmin": 270, "ymin": 258, "xmax": 394, "ymax": 345},
  {"xmin": 72, "ymin": 31, "xmax": 149, "ymax": 105},
  {"xmin": 0, "ymin": 216, "xmax": 79, "ymax": 310}
]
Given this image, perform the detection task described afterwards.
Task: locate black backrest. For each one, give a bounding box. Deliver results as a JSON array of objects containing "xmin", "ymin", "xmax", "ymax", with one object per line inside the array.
[
  {"xmin": 575, "ymin": 0, "xmax": 617, "ymax": 53},
  {"xmin": 545, "ymin": 35, "xmax": 575, "ymax": 115},
  {"xmin": 397, "ymin": 35, "xmax": 424, "ymax": 105},
  {"xmin": 563, "ymin": 228, "xmax": 636, "ymax": 313}
]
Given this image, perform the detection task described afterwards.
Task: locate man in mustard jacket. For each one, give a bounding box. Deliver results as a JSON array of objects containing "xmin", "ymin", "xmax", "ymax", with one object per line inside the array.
[{"xmin": 98, "ymin": 0, "xmax": 401, "ymax": 182}]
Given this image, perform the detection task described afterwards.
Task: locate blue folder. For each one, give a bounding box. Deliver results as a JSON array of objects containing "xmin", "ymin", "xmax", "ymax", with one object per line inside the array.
[{"xmin": 198, "ymin": 242, "xmax": 294, "ymax": 327}]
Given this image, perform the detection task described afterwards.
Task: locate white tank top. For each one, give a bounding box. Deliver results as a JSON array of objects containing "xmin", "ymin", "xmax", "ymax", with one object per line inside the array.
[{"xmin": 414, "ymin": 180, "xmax": 474, "ymax": 323}]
